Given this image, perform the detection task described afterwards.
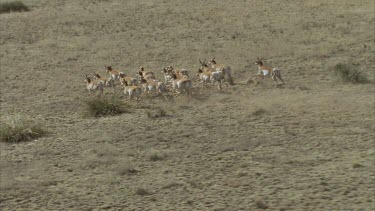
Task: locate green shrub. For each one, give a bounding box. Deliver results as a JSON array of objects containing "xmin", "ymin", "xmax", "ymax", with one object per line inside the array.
[
  {"xmin": 0, "ymin": 117, "xmax": 46, "ymax": 143},
  {"xmin": 0, "ymin": 1, "xmax": 30, "ymax": 14},
  {"xmin": 83, "ymin": 95, "xmax": 130, "ymax": 117},
  {"xmin": 333, "ymin": 63, "xmax": 368, "ymax": 83}
]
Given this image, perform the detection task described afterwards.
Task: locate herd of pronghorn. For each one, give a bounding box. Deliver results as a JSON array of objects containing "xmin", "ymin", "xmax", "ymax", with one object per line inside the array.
[{"xmin": 84, "ymin": 57, "xmax": 286, "ymax": 101}]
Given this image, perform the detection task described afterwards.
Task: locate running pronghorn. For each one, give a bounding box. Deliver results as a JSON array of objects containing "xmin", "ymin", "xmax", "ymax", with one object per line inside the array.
[
  {"xmin": 161, "ymin": 65, "xmax": 189, "ymax": 84},
  {"xmin": 93, "ymin": 73, "xmax": 115, "ymax": 88},
  {"xmin": 167, "ymin": 65, "xmax": 189, "ymax": 78},
  {"xmin": 139, "ymin": 76, "xmax": 169, "ymax": 101},
  {"xmin": 208, "ymin": 57, "xmax": 234, "ymax": 85},
  {"xmin": 84, "ymin": 75, "xmax": 104, "ymax": 95},
  {"xmin": 105, "ymin": 66, "xmax": 122, "ymax": 81},
  {"xmin": 254, "ymin": 57, "xmax": 286, "ymax": 86},
  {"xmin": 195, "ymin": 68, "xmax": 212, "ymax": 92},
  {"xmin": 138, "ymin": 66, "xmax": 156, "ymax": 81},
  {"xmin": 119, "ymin": 73, "xmax": 138, "ymax": 86},
  {"xmin": 123, "ymin": 80, "xmax": 142, "ymax": 102},
  {"xmin": 198, "ymin": 59, "xmax": 225, "ymax": 90},
  {"xmin": 170, "ymin": 72, "xmax": 192, "ymax": 96}
]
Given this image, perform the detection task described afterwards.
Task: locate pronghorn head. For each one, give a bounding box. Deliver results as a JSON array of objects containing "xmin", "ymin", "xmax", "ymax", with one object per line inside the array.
[
  {"xmin": 119, "ymin": 72, "xmax": 126, "ymax": 78},
  {"xmin": 123, "ymin": 80, "xmax": 129, "ymax": 87},
  {"xmin": 105, "ymin": 66, "xmax": 112, "ymax": 72},
  {"xmin": 138, "ymin": 66, "xmax": 145, "ymax": 75},
  {"xmin": 84, "ymin": 75, "xmax": 91, "ymax": 83},
  {"xmin": 209, "ymin": 57, "xmax": 217, "ymax": 64},
  {"xmin": 171, "ymin": 73, "xmax": 178, "ymax": 80},
  {"xmin": 93, "ymin": 73, "xmax": 101, "ymax": 79},
  {"xmin": 162, "ymin": 67, "xmax": 174, "ymax": 76},
  {"xmin": 139, "ymin": 76, "xmax": 147, "ymax": 84},
  {"xmin": 255, "ymin": 57, "xmax": 264, "ymax": 66},
  {"xmin": 196, "ymin": 68, "xmax": 203, "ymax": 77},
  {"xmin": 199, "ymin": 59, "xmax": 208, "ymax": 68}
]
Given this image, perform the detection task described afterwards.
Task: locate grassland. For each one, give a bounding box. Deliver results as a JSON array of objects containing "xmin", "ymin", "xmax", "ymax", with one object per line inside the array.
[{"xmin": 0, "ymin": 0, "xmax": 374, "ymax": 210}]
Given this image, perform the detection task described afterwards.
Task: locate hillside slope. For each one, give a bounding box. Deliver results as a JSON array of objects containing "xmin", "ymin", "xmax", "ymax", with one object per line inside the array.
[{"xmin": 1, "ymin": 0, "xmax": 374, "ymax": 210}]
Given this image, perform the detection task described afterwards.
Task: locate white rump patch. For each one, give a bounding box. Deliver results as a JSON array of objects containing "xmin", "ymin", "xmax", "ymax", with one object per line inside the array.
[{"xmin": 261, "ymin": 70, "xmax": 269, "ymax": 76}]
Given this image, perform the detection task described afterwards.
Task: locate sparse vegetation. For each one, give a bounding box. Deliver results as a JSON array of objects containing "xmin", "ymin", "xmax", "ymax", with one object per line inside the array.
[
  {"xmin": 113, "ymin": 163, "xmax": 138, "ymax": 175},
  {"xmin": 0, "ymin": 1, "xmax": 29, "ymax": 14},
  {"xmin": 145, "ymin": 106, "xmax": 167, "ymax": 119},
  {"xmin": 333, "ymin": 63, "xmax": 368, "ymax": 83},
  {"xmin": 147, "ymin": 150, "xmax": 167, "ymax": 161},
  {"xmin": 0, "ymin": 116, "xmax": 47, "ymax": 143},
  {"xmin": 83, "ymin": 95, "xmax": 130, "ymax": 117},
  {"xmin": 255, "ymin": 200, "xmax": 268, "ymax": 209},
  {"xmin": 135, "ymin": 187, "xmax": 150, "ymax": 196}
]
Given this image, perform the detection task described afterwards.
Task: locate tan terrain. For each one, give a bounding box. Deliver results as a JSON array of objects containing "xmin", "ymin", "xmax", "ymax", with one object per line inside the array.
[{"xmin": 0, "ymin": 0, "xmax": 374, "ymax": 210}]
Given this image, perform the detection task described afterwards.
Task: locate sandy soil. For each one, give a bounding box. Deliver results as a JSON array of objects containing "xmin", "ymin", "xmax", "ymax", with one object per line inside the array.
[{"xmin": 1, "ymin": 0, "xmax": 374, "ymax": 210}]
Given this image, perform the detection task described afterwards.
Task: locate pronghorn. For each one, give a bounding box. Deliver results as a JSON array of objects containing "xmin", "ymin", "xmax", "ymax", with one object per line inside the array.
[
  {"xmin": 161, "ymin": 65, "xmax": 189, "ymax": 84},
  {"xmin": 84, "ymin": 75, "xmax": 104, "ymax": 94},
  {"xmin": 119, "ymin": 73, "xmax": 138, "ymax": 86},
  {"xmin": 137, "ymin": 66, "xmax": 156, "ymax": 82},
  {"xmin": 254, "ymin": 57, "xmax": 286, "ymax": 86},
  {"xmin": 167, "ymin": 65, "xmax": 189, "ymax": 78},
  {"xmin": 170, "ymin": 73, "xmax": 192, "ymax": 96},
  {"xmin": 138, "ymin": 66, "xmax": 154, "ymax": 77},
  {"xmin": 195, "ymin": 68, "xmax": 212, "ymax": 92},
  {"xmin": 123, "ymin": 80, "xmax": 142, "ymax": 102},
  {"xmin": 208, "ymin": 57, "xmax": 234, "ymax": 85},
  {"xmin": 105, "ymin": 66, "xmax": 122, "ymax": 81},
  {"xmin": 198, "ymin": 59, "xmax": 225, "ymax": 90},
  {"xmin": 139, "ymin": 77, "xmax": 157, "ymax": 96},
  {"xmin": 139, "ymin": 76, "xmax": 169, "ymax": 101},
  {"xmin": 93, "ymin": 73, "xmax": 115, "ymax": 88}
]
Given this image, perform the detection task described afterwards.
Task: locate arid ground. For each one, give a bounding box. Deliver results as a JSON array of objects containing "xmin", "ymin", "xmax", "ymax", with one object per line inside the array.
[{"xmin": 1, "ymin": 0, "xmax": 374, "ymax": 210}]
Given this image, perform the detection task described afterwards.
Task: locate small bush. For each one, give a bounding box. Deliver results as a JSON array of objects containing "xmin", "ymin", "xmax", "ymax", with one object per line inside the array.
[
  {"xmin": 0, "ymin": 117, "xmax": 47, "ymax": 143},
  {"xmin": 113, "ymin": 163, "xmax": 138, "ymax": 175},
  {"xmin": 147, "ymin": 150, "xmax": 167, "ymax": 161},
  {"xmin": 0, "ymin": 1, "xmax": 30, "ymax": 14},
  {"xmin": 333, "ymin": 63, "xmax": 368, "ymax": 83},
  {"xmin": 135, "ymin": 187, "xmax": 150, "ymax": 196},
  {"xmin": 146, "ymin": 106, "xmax": 167, "ymax": 119},
  {"xmin": 83, "ymin": 95, "xmax": 130, "ymax": 117}
]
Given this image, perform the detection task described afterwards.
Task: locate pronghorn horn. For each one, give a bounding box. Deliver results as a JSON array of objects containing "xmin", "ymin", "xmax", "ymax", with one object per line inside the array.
[{"xmin": 199, "ymin": 59, "xmax": 203, "ymax": 64}]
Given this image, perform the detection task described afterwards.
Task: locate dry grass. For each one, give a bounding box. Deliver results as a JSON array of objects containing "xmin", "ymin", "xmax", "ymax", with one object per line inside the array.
[
  {"xmin": 333, "ymin": 63, "xmax": 369, "ymax": 83},
  {"xmin": 145, "ymin": 106, "xmax": 167, "ymax": 119},
  {"xmin": 146, "ymin": 149, "xmax": 168, "ymax": 161},
  {"xmin": 83, "ymin": 95, "xmax": 130, "ymax": 117},
  {"xmin": 0, "ymin": 1, "xmax": 29, "ymax": 14},
  {"xmin": 0, "ymin": 0, "xmax": 374, "ymax": 210},
  {"xmin": 0, "ymin": 116, "xmax": 46, "ymax": 143}
]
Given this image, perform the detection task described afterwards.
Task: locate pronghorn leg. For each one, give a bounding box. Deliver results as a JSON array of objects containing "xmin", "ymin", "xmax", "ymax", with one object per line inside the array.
[
  {"xmin": 162, "ymin": 93, "xmax": 169, "ymax": 102},
  {"xmin": 277, "ymin": 75, "xmax": 286, "ymax": 85}
]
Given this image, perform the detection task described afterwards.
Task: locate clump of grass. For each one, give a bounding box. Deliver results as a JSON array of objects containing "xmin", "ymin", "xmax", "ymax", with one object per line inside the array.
[
  {"xmin": 146, "ymin": 106, "xmax": 167, "ymax": 119},
  {"xmin": 0, "ymin": 1, "xmax": 30, "ymax": 14},
  {"xmin": 255, "ymin": 200, "xmax": 268, "ymax": 209},
  {"xmin": 135, "ymin": 187, "xmax": 150, "ymax": 196},
  {"xmin": 252, "ymin": 108, "xmax": 267, "ymax": 116},
  {"xmin": 333, "ymin": 63, "xmax": 368, "ymax": 83},
  {"xmin": 147, "ymin": 150, "xmax": 167, "ymax": 161},
  {"xmin": 83, "ymin": 95, "xmax": 130, "ymax": 117},
  {"xmin": 113, "ymin": 163, "xmax": 138, "ymax": 175},
  {"xmin": 0, "ymin": 116, "xmax": 47, "ymax": 143}
]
